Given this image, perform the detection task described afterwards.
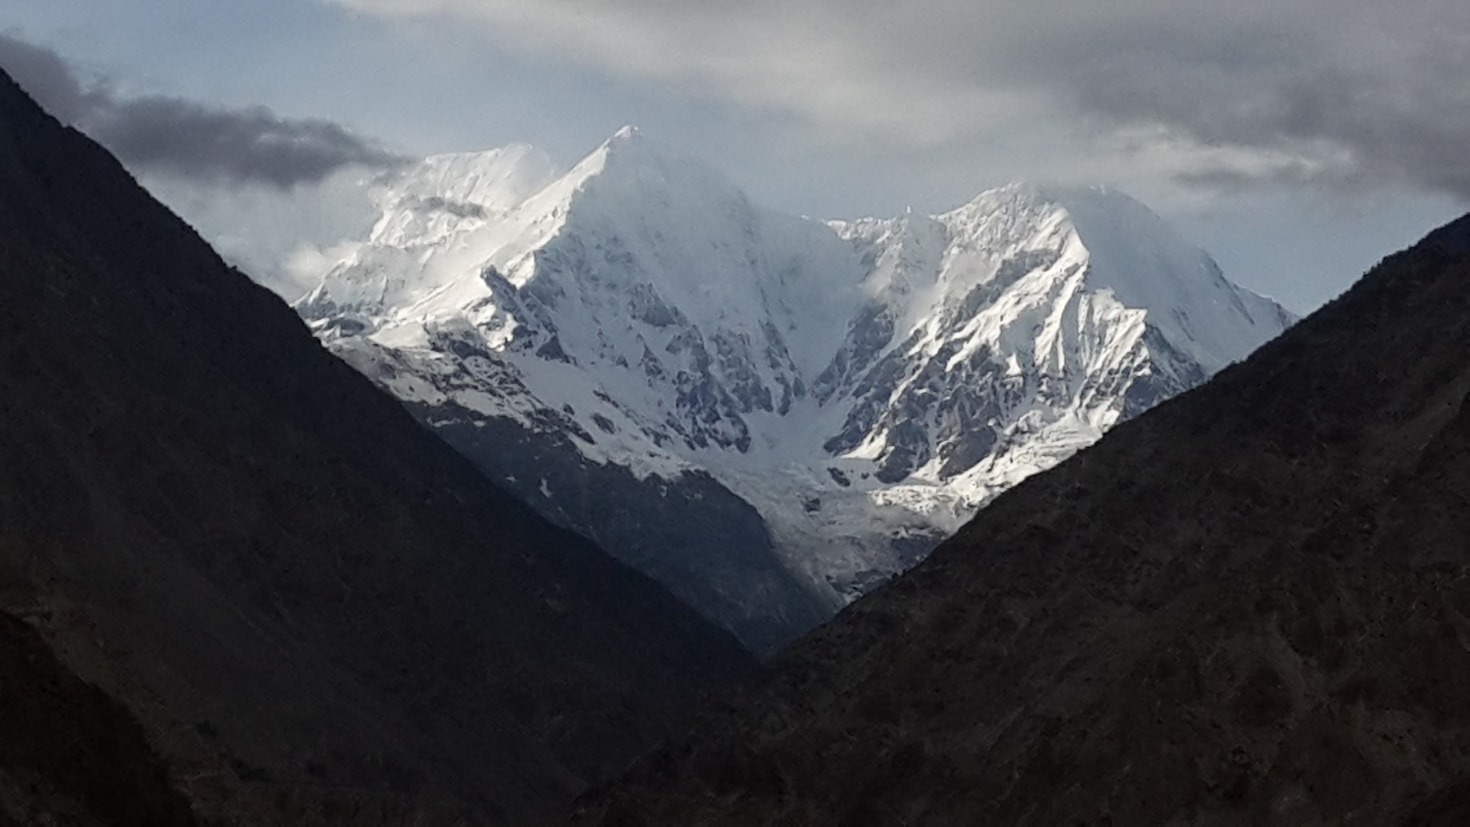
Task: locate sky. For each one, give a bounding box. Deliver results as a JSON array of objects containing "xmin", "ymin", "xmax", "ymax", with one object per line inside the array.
[{"xmin": 1, "ymin": 0, "xmax": 1467, "ymax": 312}]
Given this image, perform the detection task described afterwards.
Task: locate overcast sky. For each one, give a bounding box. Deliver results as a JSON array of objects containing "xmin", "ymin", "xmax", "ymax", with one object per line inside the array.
[{"xmin": 2, "ymin": 0, "xmax": 1467, "ymax": 312}]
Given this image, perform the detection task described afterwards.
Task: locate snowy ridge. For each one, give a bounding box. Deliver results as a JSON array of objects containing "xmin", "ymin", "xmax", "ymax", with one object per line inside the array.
[
  {"xmin": 819, "ymin": 183, "xmax": 1291, "ymax": 490},
  {"xmin": 296, "ymin": 129, "xmax": 1293, "ymax": 617}
]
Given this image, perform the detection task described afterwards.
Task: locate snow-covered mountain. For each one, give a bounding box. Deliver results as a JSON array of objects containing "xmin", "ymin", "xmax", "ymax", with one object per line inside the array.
[{"xmin": 295, "ymin": 127, "xmax": 1293, "ymax": 650}]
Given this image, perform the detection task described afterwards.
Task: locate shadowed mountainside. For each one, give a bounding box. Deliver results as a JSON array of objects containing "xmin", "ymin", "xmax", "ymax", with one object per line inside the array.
[
  {"xmin": 577, "ymin": 214, "xmax": 1470, "ymax": 824},
  {"xmin": 0, "ymin": 69, "xmax": 753, "ymax": 824},
  {"xmin": 0, "ymin": 613, "xmax": 196, "ymax": 827}
]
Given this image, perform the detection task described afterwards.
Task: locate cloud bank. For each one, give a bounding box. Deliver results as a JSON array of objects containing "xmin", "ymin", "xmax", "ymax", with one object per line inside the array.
[
  {"xmin": 0, "ymin": 33, "xmax": 403, "ymax": 187},
  {"xmin": 334, "ymin": 0, "xmax": 1470, "ymax": 200}
]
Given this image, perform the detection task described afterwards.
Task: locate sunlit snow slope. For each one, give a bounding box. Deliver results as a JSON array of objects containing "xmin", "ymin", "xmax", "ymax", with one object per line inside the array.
[{"xmin": 295, "ymin": 128, "xmax": 1293, "ymax": 649}]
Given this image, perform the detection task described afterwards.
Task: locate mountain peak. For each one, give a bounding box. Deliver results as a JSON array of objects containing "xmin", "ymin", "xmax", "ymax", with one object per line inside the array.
[
  {"xmin": 582, "ymin": 124, "xmax": 681, "ymax": 175},
  {"xmin": 952, "ymin": 180, "xmax": 1143, "ymax": 219},
  {"xmin": 295, "ymin": 130, "xmax": 1291, "ymax": 638},
  {"xmin": 610, "ymin": 124, "xmax": 643, "ymax": 142},
  {"xmin": 585, "ymin": 124, "xmax": 703, "ymax": 177},
  {"xmin": 548, "ymin": 124, "xmax": 754, "ymax": 227},
  {"xmin": 932, "ymin": 180, "xmax": 1291, "ymax": 375}
]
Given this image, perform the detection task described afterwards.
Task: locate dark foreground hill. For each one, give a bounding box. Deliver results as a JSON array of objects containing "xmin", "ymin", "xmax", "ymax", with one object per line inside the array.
[
  {"xmin": 578, "ymin": 214, "xmax": 1470, "ymax": 824},
  {"xmin": 0, "ymin": 69, "xmax": 753, "ymax": 824}
]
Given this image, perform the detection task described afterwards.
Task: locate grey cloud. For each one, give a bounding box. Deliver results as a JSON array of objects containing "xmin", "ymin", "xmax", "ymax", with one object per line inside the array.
[
  {"xmin": 0, "ymin": 30, "xmax": 104, "ymax": 122},
  {"xmin": 0, "ymin": 33, "xmax": 403, "ymax": 187},
  {"xmin": 1047, "ymin": 13, "xmax": 1470, "ymax": 197},
  {"xmin": 90, "ymin": 97, "xmax": 405, "ymax": 187},
  {"xmin": 338, "ymin": 0, "xmax": 1470, "ymax": 200},
  {"xmin": 1172, "ymin": 161, "xmax": 1362, "ymax": 194}
]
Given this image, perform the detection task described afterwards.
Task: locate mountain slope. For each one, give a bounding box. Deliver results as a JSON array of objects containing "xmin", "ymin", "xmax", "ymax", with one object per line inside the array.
[
  {"xmin": 576, "ymin": 214, "xmax": 1470, "ymax": 824},
  {"xmin": 0, "ymin": 69, "xmax": 752, "ymax": 824},
  {"xmin": 296, "ymin": 133, "xmax": 1290, "ymax": 649},
  {"xmin": 0, "ymin": 614, "xmax": 196, "ymax": 827}
]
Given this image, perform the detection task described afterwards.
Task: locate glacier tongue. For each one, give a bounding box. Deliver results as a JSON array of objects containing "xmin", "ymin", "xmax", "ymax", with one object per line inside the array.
[{"xmin": 294, "ymin": 130, "xmax": 1293, "ymax": 646}]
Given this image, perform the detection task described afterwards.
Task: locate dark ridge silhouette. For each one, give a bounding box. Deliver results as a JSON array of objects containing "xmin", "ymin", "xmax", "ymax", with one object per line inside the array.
[
  {"xmin": 0, "ymin": 68, "xmax": 753, "ymax": 824},
  {"xmin": 577, "ymin": 210, "xmax": 1470, "ymax": 823}
]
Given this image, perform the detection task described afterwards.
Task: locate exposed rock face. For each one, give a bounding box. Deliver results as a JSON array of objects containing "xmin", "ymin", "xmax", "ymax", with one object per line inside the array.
[
  {"xmin": 0, "ymin": 69, "xmax": 752, "ymax": 823},
  {"xmin": 295, "ymin": 132, "xmax": 1290, "ymax": 649},
  {"xmin": 574, "ymin": 215, "xmax": 1470, "ymax": 824}
]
